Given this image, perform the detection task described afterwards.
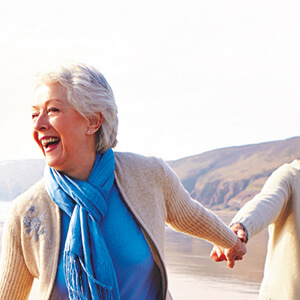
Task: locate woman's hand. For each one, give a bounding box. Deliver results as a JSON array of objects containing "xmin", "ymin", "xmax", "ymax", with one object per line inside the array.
[
  {"xmin": 210, "ymin": 226, "xmax": 247, "ymax": 268},
  {"xmin": 230, "ymin": 223, "xmax": 248, "ymax": 243}
]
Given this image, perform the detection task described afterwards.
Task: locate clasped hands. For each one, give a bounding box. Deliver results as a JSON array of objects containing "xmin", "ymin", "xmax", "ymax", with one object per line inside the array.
[{"xmin": 210, "ymin": 223, "xmax": 247, "ymax": 268}]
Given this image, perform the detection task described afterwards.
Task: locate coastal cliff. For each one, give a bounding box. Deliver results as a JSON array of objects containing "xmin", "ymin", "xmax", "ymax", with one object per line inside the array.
[
  {"xmin": 168, "ymin": 136, "xmax": 300, "ymax": 210},
  {"xmin": 1, "ymin": 137, "xmax": 300, "ymax": 210}
]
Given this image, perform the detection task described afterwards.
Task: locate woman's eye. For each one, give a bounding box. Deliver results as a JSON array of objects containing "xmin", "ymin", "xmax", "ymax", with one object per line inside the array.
[
  {"xmin": 48, "ymin": 107, "xmax": 59, "ymax": 114},
  {"xmin": 32, "ymin": 113, "xmax": 39, "ymax": 119}
]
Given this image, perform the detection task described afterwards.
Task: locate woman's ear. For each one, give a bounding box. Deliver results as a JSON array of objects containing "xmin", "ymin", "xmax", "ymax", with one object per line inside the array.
[{"xmin": 87, "ymin": 112, "xmax": 103, "ymax": 134}]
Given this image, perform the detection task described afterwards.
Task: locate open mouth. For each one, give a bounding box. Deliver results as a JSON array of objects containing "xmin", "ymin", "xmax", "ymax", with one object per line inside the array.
[{"xmin": 41, "ymin": 137, "xmax": 60, "ymax": 149}]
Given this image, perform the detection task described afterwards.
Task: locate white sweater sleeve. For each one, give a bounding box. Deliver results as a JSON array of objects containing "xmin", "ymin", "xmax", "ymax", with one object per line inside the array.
[
  {"xmin": 230, "ymin": 162, "xmax": 296, "ymax": 239},
  {"xmin": 161, "ymin": 159, "xmax": 237, "ymax": 248}
]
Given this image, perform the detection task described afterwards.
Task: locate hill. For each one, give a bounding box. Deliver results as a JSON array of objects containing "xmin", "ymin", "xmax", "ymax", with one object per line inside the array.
[
  {"xmin": 1, "ymin": 137, "xmax": 300, "ymax": 210},
  {"xmin": 168, "ymin": 136, "xmax": 300, "ymax": 210}
]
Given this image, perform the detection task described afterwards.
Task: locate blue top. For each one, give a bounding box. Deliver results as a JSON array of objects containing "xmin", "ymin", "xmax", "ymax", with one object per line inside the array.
[{"xmin": 51, "ymin": 182, "xmax": 162, "ymax": 299}]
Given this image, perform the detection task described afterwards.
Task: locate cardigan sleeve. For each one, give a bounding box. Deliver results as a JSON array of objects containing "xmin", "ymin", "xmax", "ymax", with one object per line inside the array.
[
  {"xmin": 0, "ymin": 202, "xmax": 34, "ymax": 300},
  {"xmin": 161, "ymin": 160, "xmax": 237, "ymax": 249},
  {"xmin": 230, "ymin": 162, "xmax": 296, "ymax": 239}
]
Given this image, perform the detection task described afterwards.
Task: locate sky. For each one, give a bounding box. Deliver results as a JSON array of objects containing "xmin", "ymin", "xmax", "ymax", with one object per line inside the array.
[{"xmin": 1, "ymin": 0, "xmax": 300, "ymax": 161}]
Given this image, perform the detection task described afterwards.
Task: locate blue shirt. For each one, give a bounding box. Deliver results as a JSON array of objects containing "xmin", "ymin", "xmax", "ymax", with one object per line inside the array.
[{"xmin": 51, "ymin": 183, "xmax": 162, "ymax": 299}]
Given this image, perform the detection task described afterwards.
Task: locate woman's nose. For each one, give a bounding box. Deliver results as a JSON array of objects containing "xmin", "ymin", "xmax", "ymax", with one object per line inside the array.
[{"xmin": 33, "ymin": 112, "xmax": 49, "ymax": 131}]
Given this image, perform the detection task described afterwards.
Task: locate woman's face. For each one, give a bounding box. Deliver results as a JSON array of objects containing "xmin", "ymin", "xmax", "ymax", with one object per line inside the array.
[{"xmin": 32, "ymin": 83, "xmax": 96, "ymax": 179}]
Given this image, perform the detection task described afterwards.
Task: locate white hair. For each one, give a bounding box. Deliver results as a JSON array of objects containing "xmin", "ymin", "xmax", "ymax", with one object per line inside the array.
[{"xmin": 35, "ymin": 62, "xmax": 118, "ymax": 153}]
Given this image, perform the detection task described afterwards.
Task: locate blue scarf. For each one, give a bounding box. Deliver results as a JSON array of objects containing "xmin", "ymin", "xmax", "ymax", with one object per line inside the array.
[{"xmin": 45, "ymin": 149, "xmax": 120, "ymax": 300}]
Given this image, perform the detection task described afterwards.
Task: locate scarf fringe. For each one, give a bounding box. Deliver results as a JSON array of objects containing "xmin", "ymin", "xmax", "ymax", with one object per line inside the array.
[{"xmin": 65, "ymin": 251, "xmax": 113, "ymax": 300}]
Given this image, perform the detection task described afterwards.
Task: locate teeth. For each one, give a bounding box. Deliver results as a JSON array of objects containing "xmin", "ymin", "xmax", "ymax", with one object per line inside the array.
[{"xmin": 41, "ymin": 137, "xmax": 60, "ymax": 146}]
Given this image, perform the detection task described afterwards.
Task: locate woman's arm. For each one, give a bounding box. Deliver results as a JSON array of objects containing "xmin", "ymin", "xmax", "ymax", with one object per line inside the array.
[
  {"xmin": 161, "ymin": 159, "xmax": 239, "ymax": 249},
  {"xmin": 0, "ymin": 207, "xmax": 34, "ymax": 299},
  {"xmin": 210, "ymin": 162, "xmax": 297, "ymax": 268},
  {"xmin": 230, "ymin": 162, "xmax": 296, "ymax": 240}
]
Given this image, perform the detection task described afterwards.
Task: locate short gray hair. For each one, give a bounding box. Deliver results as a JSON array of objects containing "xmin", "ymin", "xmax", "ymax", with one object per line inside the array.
[{"xmin": 35, "ymin": 62, "xmax": 118, "ymax": 153}]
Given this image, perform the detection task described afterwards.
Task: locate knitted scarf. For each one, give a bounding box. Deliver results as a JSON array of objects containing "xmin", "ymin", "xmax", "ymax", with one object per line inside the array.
[{"xmin": 44, "ymin": 149, "xmax": 120, "ymax": 300}]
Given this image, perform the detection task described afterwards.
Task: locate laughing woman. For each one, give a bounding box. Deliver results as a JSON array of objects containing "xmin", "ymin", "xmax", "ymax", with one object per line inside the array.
[{"xmin": 0, "ymin": 62, "xmax": 246, "ymax": 300}]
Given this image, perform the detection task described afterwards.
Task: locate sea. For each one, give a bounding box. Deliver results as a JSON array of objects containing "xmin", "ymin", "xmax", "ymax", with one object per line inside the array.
[{"xmin": 0, "ymin": 202, "xmax": 267, "ymax": 299}]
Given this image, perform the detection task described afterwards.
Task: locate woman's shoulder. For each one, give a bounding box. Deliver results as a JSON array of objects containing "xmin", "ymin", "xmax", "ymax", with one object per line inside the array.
[
  {"xmin": 114, "ymin": 151, "xmax": 165, "ymax": 169},
  {"xmin": 114, "ymin": 151, "xmax": 161, "ymax": 161},
  {"xmin": 3, "ymin": 178, "xmax": 60, "ymax": 268},
  {"xmin": 113, "ymin": 151, "xmax": 174, "ymax": 182},
  {"xmin": 13, "ymin": 178, "xmax": 47, "ymax": 201},
  {"xmin": 273, "ymin": 159, "xmax": 300, "ymax": 178},
  {"xmin": 265, "ymin": 159, "xmax": 300, "ymax": 191},
  {"xmin": 289, "ymin": 159, "xmax": 300, "ymax": 171},
  {"xmin": 10, "ymin": 179, "xmax": 54, "ymax": 218}
]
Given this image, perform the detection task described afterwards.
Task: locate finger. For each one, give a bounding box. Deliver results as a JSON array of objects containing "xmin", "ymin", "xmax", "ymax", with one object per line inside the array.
[
  {"xmin": 236, "ymin": 229, "xmax": 247, "ymax": 243},
  {"xmin": 210, "ymin": 250, "xmax": 218, "ymax": 261},
  {"xmin": 210, "ymin": 246, "xmax": 227, "ymax": 261},
  {"xmin": 227, "ymin": 258, "xmax": 235, "ymax": 268},
  {"xmin": 225, "ymin": 250, "xmax": 236, "ymax": 268},
  {"xmin": 215, "ymin": 247, "xmax": 227, "ymax": 261},
  {"xmin": 210, "ymin": 249, "xmax": 225, "ymax": 262}
]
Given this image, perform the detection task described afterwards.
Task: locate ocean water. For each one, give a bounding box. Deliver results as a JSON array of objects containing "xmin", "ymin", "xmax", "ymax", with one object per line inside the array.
[
  {"xmin": 0, "ymin": 203, "xmax": 267, "ymax": 299},
  {"xmin": 165, "ymin": 211, "xmax": 268, "ymax": 299}
]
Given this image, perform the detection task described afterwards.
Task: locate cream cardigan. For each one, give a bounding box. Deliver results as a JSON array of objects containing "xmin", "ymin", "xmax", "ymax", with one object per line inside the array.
[
  {"xmin": 0, "ymin": 152, "xmax": 237, "ymax": 300},
  {"xmin": 231, "ymin": 159, "xmax": 300, "ymax": 300}
]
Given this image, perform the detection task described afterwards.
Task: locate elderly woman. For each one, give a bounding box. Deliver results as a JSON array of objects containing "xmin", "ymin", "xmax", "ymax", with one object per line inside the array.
[{"xmin": 0, "ymin": 62, "xmax": 245, "ymax": 300}]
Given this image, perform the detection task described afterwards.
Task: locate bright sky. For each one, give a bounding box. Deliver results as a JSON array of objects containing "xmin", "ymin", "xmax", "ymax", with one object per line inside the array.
[{"xmin": 1, "ymin": 0, "xmax": 300, "ymax": 161}]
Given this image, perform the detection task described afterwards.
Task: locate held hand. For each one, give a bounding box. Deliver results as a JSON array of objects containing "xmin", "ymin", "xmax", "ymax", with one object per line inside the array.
[
  {"xmin": 225, "ymin": 237, "xmax": 247, "ymax": 268},
  {"xmin": 230, "ymin": 223, "xmax": 248, "ymax": 243},
  {"xmin": 210, "ymin": 225, "xmax": 248, "ymax": 268},
  {"xmin": 210, "ymin": 245, "xmax": 227, "ymax": 263}
]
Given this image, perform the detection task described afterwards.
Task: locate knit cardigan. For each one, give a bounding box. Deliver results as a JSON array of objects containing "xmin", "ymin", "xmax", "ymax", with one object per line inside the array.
[
  {"xmin": 231, "ymin": 159, "xmax": 300, "ymax": 300},
  {"xmin": 0, "ymin": 152, "xmax": 237, "ymax": 300}
]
